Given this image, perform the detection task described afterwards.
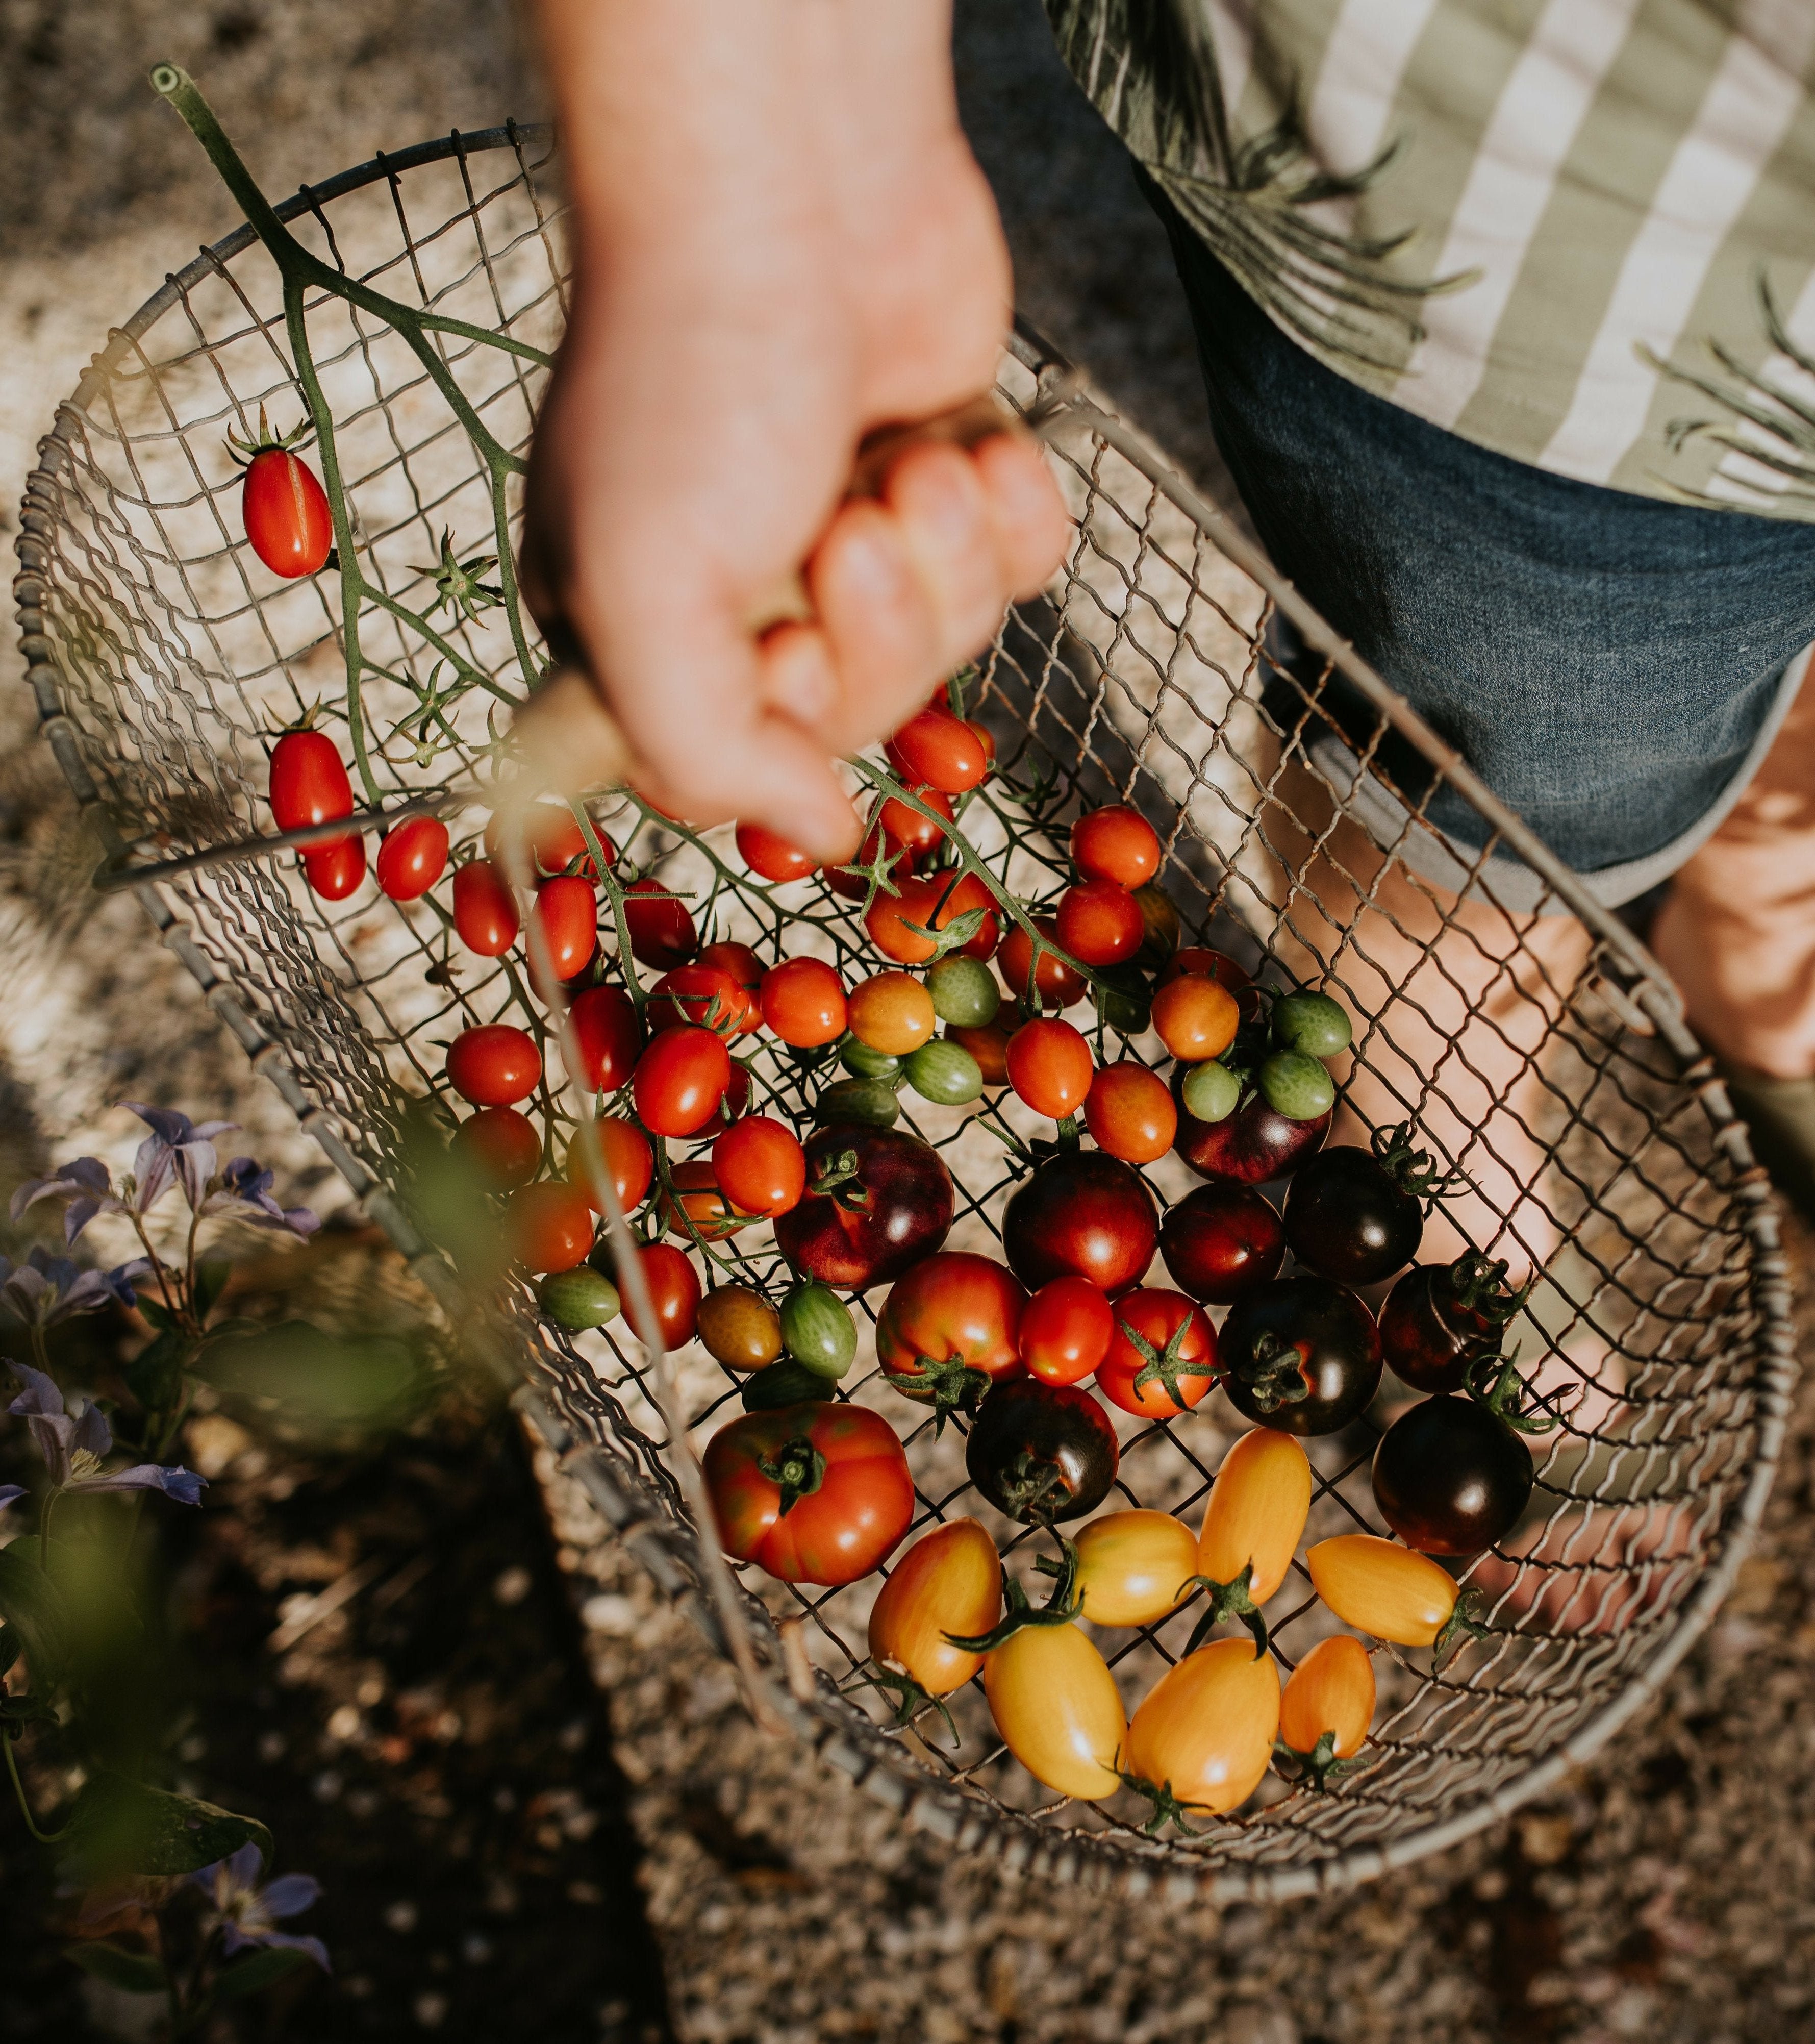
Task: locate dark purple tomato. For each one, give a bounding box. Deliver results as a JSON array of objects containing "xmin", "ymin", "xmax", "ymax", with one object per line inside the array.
[
  {"xmin": 1158, "ymin": 1184, "xmax": 1286, "ymax": 1305},
  {"xmin": 1220, "ymin": 1276, "xmax": 1382, "ymax": 1436},
  {"xmin": 1282, "ymin": 1144, "xmax": 1423, "ymax": 1287},
  {"xmin": 1000, "ymin": 1150, "xmax": 1158, "ymax": 1294},
  {"xmin": 1371, "ymin": 1395, "xmax": 1532, "ymax": 1555},
  {"xmin": 774, "ymin": 1125, "xmax": 954, "ymax": 1292},
  {"xmin": 1174, "ymin": 1085, "xmax": 1330, "ymax": 1185},
  {"xmin": 1380, "ymin": 1252, "xmax": 1524, "ymax": 1393},
  {"xmin": 964, "ymin": 1379, "xmax": 1119, "ymax": 1525}
]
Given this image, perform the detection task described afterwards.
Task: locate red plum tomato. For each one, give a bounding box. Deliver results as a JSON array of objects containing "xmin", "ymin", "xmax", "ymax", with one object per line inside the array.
[
  {"xmin": 452, "ymin": 859, "xmax": 519, "ymax": 957},
  {"xmin": 451, "ymin": 1105, "xmax": 541, "ymax": 1190},
  {"xmin": 446, "ymin": 1024, "xmax": 540, "ymax": 1107},
  {"xmin": 301, "ymin": 836, "xmax": 365, "ymax": 900},
  {"xmin": 506, "ymin": 1181, "xmax": 595, "ymax": 1274},
  {"xmin": 736, "ymin": 820, "xmax": 818, "ymax": 884},
  {"xmin": 712, "ymin": 1116, "xmax": 806, "ymax": 1218},
  {"xmin": 1083, "ymin": 1063, "xmax": 1178, "ymax": 1164},
  {"xmin": 632, "ymin": 1026, "xmax": 732, "ymax": 1138},
  {"xmin": 243, "ymin": 446, "xmax": 333, "ymax": 579},
  {"xmin": 760, "ymin": 958, "xmax": 847, "ymax": 1047},
  {"xmin": 374, "ymin": 815, "xmax": 448, "ymax": 901},
  {"xmin": 622, "ymin": 877, "xmax": 697, "ymax": 970},
  {"xmin": 563, "ymin": 985, "xmax": 643, "ymax": 1094}
]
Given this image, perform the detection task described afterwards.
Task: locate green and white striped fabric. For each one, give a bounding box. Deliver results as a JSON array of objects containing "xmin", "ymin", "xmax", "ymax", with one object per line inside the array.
[{"xmin": 1044, "ymin": 0, "xmax": 1815, "ymax": 517}]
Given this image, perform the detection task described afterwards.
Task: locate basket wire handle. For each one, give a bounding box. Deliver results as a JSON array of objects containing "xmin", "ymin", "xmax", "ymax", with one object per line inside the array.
[{"xmin": 491, "ymin": 786, "xmax": 791, "ymax": 1735}]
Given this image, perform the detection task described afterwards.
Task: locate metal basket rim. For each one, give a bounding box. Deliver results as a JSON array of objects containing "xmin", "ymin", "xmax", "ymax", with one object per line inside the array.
[{"xmin": 10, "ymin": 121, "xmax": 1796, "ymax": 1903}]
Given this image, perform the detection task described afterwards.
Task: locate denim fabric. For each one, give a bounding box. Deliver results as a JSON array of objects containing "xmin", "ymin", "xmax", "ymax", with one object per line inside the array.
[{"xmin": 1144, "ymin": 173, "xmax": 1815, "ymax": 889}]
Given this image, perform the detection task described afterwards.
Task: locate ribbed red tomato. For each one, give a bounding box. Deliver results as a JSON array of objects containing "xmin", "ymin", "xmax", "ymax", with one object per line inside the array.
[
  {"xmin": 735, "ymin": 820, "xmax": 819, "ymax": 884},
  {"xmin": 451, "ymin": 1105, "xmax": 542, "ymax": 1190},
  {"xmin": 301, "ymin": 836, "xmax": 365, "ymax": 900},
  {"xmin": 712, "ymin": 1115, "xmax": 806, "ymax": 1218},
  {"xmin": 631, "ymin": 1025, "xmax": 732, "ymax": 1137},
  {"xmin": 505, "ymin": 1181, "xmax": 595, "ymax": 1273},
  {"xmin": 528, "ymin": 875, "xmax": 597, "ymax": 980},
  {"xmin": 242, "ymin": 445, "xmax": 333, "ymax": 579},
  {"xmin": 704, "ymin": 1402, "xmax": 915, "ymax": 1586},
  {"xmin": 622, "ymin": 877, "xmax": 698, "ymax": 969},
  {"xmin": 451, "ymin": 859, "xmax": 519, "ymax": 957},
  {"xmin": 874, "ymin": 1251, "xmax": 1027, "ymax": 1417},
  {"xmin": 1097, "ymin": 1287, "xmax": 1219, "ymax": 1419},
  {"xmin": 446, "ymin": 1023, "xmax": 541, "ymax": 1106},
  {"xmin": 269, "ymin": 729, "xmax": 352, "ymax": 832},
  {"xmin": 563, "ymin": 984, "xmax": 643, "ymax": 1093},
  {"xmin": 374, "ymin": 815, "xmax": 448, "ymax": 901}
]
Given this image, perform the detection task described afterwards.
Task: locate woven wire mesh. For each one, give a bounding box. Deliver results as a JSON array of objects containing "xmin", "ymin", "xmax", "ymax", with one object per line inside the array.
[{"xmin": 11, "ymin": 128, "xmax": 1794, "ymax": 1900}]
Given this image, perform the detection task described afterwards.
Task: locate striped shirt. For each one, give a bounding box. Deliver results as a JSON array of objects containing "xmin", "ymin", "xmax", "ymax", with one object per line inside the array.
[{"xmin": 1043, "ymin": 0, "xmax": 1815, "ymax": 518}]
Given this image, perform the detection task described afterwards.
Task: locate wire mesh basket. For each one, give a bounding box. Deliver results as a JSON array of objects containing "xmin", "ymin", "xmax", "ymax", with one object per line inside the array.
[{"xmin": 12, "ymin": 118, "xmax": 1795, "ymax": 1902}]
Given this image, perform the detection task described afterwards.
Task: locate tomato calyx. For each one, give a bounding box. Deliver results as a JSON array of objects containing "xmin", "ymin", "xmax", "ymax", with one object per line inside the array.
[
  {"xmin": 754, "ymin": 1433, "xmax": 829, "ymax": 1516},
  {"xmin": 1180, "ymin": 1562, "xmax": 1270, "ymax": 1658},
  {"xmin": 418, "ymin": 526, "xmax": 502, "ymax": 625},
  {"xmin": 1432, "ymin": 1588, "xmax": 1491, "ymax": 1666},
  {"xmin": 806, "ymin": 1147, "xmax": 873, "ymax": 1212},
  {"xmin": 944, "ymin": 1540, "xmax": 1081, "ymax": 1653},
  {"xmin": 1371, "ymin": 1121, "xmax": 1463, "ymax": 1208},
  {"xmin": 1464, "ymin": 1345, "xmax": 1567, "ymax": 1436},
  {"xmin": 1115, "ymin": 1771, "xmax": 1212, "ymax": 1838},
  {"xmin": 1227, "ymin": 1329, "xmax": 1310, "ymax": 1414},
  {"xmin": 884, "ymin": 1351, "xmax": 993, "ymax": 1432},
  {"xmin": 1443, "ymin": 1250, "xmax": 1531, "ymax": 1325},
  {"xmin": 844, "ymin": 1661, "xmax": 959, "ymax": 1746},
  {"xmin": 225, "ymin": 402, "xmax": 313, "ymax": 464},
  {"xmin": 1272, "ymin": 1728, "xmax": 1366, "ymax": 1795},
  {"xmin": 834, "ymin": 835, "xmax": 910, "ymax": 918},
  {"xmin": 1118, "ymin": 1311, "xmax": 1219, "ymax": 1405}
]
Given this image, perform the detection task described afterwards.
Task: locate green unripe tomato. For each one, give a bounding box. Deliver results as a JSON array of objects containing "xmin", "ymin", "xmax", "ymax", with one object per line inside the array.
[
  {"xmin": 1273, "ymin": 991, "xmax": 1353, "ymax": 1060},
  {"xmin": 926, "ymin": 954, "xmax": 1000, "ymax": 1029},
  {"xmin": 904, "ymin": 1039, "xmax": 984, "ymax": 1106},
  {"xmin": 1258, "ymin": 1049, "xmax": 1336, "ymax": 1123},
  {"xmin": 740, "ymin": 1358, "xmax": 837, "ymax": 1412},
  {"xmin": 1091, "ymin": 962, "xmax": 1152, "ymax": 1036},
  {"xmin": 839, "ymin": 1036, "xmax": 905, "ymax": 1084},
  {"xmin": 780, "ymin": 1282, "xmax": 859, "ymax": 1379},
  {"xmin": 1180, "ymin": 1058, "xmax": 1242, "ymax": 1124},
  {"xmin": 813, "ymin": 1077, "xmax": 900, "ymax": 1128},
  {"xmin": 537, "ymin": 1267, "xmax": 622, "ymax": 1331}
]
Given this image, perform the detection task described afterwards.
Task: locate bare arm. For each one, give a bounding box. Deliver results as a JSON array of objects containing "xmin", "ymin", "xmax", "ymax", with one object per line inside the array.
[{"xmin": 518, "ymin": 0, "xmax": 1067, "ymax": 858}]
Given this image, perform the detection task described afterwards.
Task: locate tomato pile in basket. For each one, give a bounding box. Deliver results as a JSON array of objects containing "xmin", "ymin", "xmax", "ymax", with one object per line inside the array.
[{"xmin": 271, "ymin": 682, "xmax": 1550, "ymax": 1826}]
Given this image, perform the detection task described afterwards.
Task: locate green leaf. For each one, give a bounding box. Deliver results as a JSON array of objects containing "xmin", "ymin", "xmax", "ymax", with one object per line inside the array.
[
  {"xmin": 125, "ymin": 1327, "xmax": 193, "ymax": 1415},
  {"xmin": 212, "ymin": 1945, "xmax": 316, "ymax": 2001},
  {"xmin": 61, "ymin": 1772, "xmax": 272, "ymax": 1882},
  {"xmin": 0, "ymin": 1624, "xmax": 21, "ymax": 1678},
  {"xmin": 64, "ymin": 1941, "xmax": 168, "ymax": 1994},
  {"xmin": 194, "ymin": 1260, "xmax": 233, "ymax": 1322},
  {"xmin": 0, "ymin": 1542, "xmax": 70, "ymax": 1687},
  {"xmin": 136, "ymin": 1296, "xmax": 174, "ymax": 1333}
]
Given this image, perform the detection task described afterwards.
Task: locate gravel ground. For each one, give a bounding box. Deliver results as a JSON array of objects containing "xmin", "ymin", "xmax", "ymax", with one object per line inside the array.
[{"xmin": 2, "ymin": 3, "xmax": 1808, "ymax": 2040}]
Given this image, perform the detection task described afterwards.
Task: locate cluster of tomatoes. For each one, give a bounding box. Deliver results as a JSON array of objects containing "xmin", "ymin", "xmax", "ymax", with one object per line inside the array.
[{"xmin": 270, "ymin": 679, "xmax": 1546, "ymax": 1823}]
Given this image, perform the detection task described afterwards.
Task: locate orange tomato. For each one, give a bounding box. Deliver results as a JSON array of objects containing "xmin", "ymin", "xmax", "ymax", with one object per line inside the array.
[
  {"xmin": 760, "ymin": 957, "xmax": 847, "ymax": 1047},
  {"xmin": 1278, "ymin": 1635, "xmax": 1375, "ymax": 1763},
  {"xmin": 506, "ymin": 1181, "xmax": 596, "ymax": 1274},
  {"xmin": 1072, "ymin": 1510, "xmax": 1198, "ymax": 1627},
  {"xmin": 566, "ymin": 1117, "xmax": 656, "ymax": 1215},
  {"xmin": 983, "ymin": 1623, "xmax": 1125, "ymax": 1801},
  {"xmin": 946, "ymin": 1019, "xmax": 1012, "ymax": 1085},
  {"xmin": 1005, "ymin": 1017, "xmax": 1094, "ymax": 1119},
  {"xmin": 1151, "ymin": 974, "xmax": 1241, "ymax": 1063},
  {"xmin": 1083, "ymin": 1062, "xmax": 1177, "ymax": 1164},
  {"xmin": 1197, "ymin": 1427, "xmax": 1312, "ymax": 1604},
  {"xmin": 1305, "ymin": 1535, "xmax": 1459, "ymax": 1647},
  {"xmin": 1071, "ymin": 804, "xmax": 1162, "ymax": 888},
  {"xmin": 867, "ymin": 1518, "xmax": 1002, "ymax": 1699},
  {"xmin": 848, "ymin": 971, "xmax": 937, "ymax": 1056},
  {"xmin": 1123, "ymin": 1639, "xmax": 1280, "ymax": 1818}
]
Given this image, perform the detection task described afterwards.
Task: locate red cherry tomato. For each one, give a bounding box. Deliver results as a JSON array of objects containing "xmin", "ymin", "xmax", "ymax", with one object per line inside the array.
[
  {"xmin": 886, "ymin": 708, "xmax": 990, "ymax": 793},
  {"xmin": 301, "ymin": 836, "xmax": 365, "ymax": 901},
  {"xmin": 735, "ymin": 820, "xmax": 819, "ymax": 884},
  {"xmin": 563, "ymin": 984, "xmax": 643, "ymax": 1093},
  {"xmin": 446, "ymin": 1023, "xmax": 541, "ymax": 1107},
  {"xmin": 1071, "ymin": 805, "xmax": 1162, "ymax": 888},
  {"xmin": 691, "ymin": 1058, "xmax": 752, "ymax": 1139},
  {"xmin": 452, "ymin": 859, "xmax": 519, "ymax": 957},
  {"xmin": 704, "ymin": 1402, "xmax": 915, "ymax": 1586},
  {"xmin": 712, "ymin": 1115, "xmax": 807, "ymax": 1218},
  {"xmin": 505, "ymin": 1181, "xmax": 595, "ymax": 1273},
  {"xmin": 874, "ymin": 1251, "xmax": 1027, "ymax": 1412},
  {"xmin": 947, "ymin": 1019, "xmax": 1013, "ymax": 1085},
  {"xmin": 528, "ymin": 875, "xmax": 598, "ymax": 981},
  {"xmin": 966, "ymin": 719, "xmax": 996, "ymax": 769},
  {"xmin": 1084, "ymin": 1063, "xmax": 1178, "ymax": 1164},
  {"xmin": 622, "ymin": 876, "xmax": 697, "ymax": 970},
  {"xmin": 567, "ymin": 1116, "xmax": 656, "ymax": 1214},
  {"xmin": 1097, "ymin": 1287, "xmax": 1219, "ymax": 1419},
  {"xmin": 374, "ymin": 815, "xmax": 448, "ymax": 901},
  {"xmin": 1006, "ymin": 1018, "xmax": 1094, "ymax": 1119},
  {"xmin": 877, "ymin": 784, "xmax": 954, "ymax": 862},
  {"xmin": 1019, "ymin": 1275, "xmax": 1115, "ymax": 1386},
  {"xmin": 622, "ymin": 1240, "xmax": 701, "ymax": 1349},
  {"xmin": 865, "ymin": 871, "xmax": 999, "ymax": 966},
  {"xmin": 1055, "ymin": 878, "xmax": 1144, "ymax": 967},
  {"xmin": 269, "ymin": 729, "xmax": 353, "ymax": 831},
  {"xmin": 760, "ymin": 958, "xmax": 847, "ymax": 1047},
  {"xmin": 484, "ymin": 803, "xmax": 612, "ymax": 880},
  {"xmin": 696, "ymin": 941, "xmax": 765, "ymax": 1034},
  {"xmin": 451, "ymin": 1105, "xmax": 542, "ymax": 1190},
  {"xmin": 243, "ymin": 445, "xmax": 333, "ymax": 579},
  {"xmin": 632, "ymin": 1025, "xmax": 732, "ymax": 1137},
  {"xmin": 998, "ymin": 915, "xmax": 1086, "ymax": 1011},
  {"xmin": 648, "ymin": 964, "xmax": 743, "ymax": 1036}
]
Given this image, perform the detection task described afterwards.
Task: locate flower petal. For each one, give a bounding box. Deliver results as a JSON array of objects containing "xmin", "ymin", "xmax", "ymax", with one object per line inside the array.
[
  {"xmin": 172, "ymin": 1139, "xmax": 217, "ymax": 1215},
  {"xmin": 8, "ymin": 1364, "xmax": 65, "ymax": 1418},
  {"xmin": 71, "ymin": 1401, "xmax": 112, "ymax": 1460},
  {"xmin": 62, "ymin": 1196, "xmax": 104, "ymax": 1244},
  {"xmin": 0, "ymin": 1486, "xmax": 24, "ymax": 1511},
  {"xmin": 124, "ymin": 1103, "xmax": 196, "ymax": 1146},
  {"xmin": 259, "ymin": 1873, "xmax": 322, "ymax": 1917},
  {"xmin": 68, "ymin": 1463, "xmax": 206, "ymax": 1505}
]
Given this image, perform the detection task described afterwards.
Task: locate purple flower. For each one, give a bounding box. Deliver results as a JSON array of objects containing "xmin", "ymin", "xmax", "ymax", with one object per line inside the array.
[
  {"xmin": 0, "ymin": 1248, "xmax": 150, "ymax": 1328},
  {"xmin": 11, "ymin": 1105, "xmax": 317, "ymax": 1244},
  {"xmin": 0, "ymin": 1486, "xmax": 22, "ymax": 1512},
  {"xmin": 7, "ymin": 1366, "xmax": 205, "ymax": 1504},
  {"xmin": 191, "ymin": 1843, "xmax": 328, "ymax": 1972}
]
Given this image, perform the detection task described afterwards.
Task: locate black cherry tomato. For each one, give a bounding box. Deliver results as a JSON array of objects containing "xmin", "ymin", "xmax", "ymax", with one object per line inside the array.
[
  {"xmin": 1157, "ymin": 1183, "xmax": 1285, "ymax": 1304},
  {"xmin": 1371, "ymin": 1394, "xmax": 1532, "ymax": 1555},
  {"xmin": 1001, "ymin": 1150, "xmax": 1158, "ymax": 1295},
  {"xmin": 964, "ymin": 1379, "xmax": 1119, "ymax": 1524},
  {"xmin": 1220, "ymin": 1275, "xmax": 1382, "ymax": 1436},
  {"xmin": 1380, "ymin": 1253, "xmax": 1528, "ymax": 1393},
  {"xmin": 1282, "ymin": 1125, "xmax": 1443, "ymax": 1287}
]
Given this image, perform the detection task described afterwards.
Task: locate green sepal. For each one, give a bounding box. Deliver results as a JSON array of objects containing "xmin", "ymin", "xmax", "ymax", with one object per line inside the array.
[
  {"xmin": 1272, "ymin": 1728, "xmax": 1366, "ymax": 1793},
  {"xmin": 1115, "ymin": 1770, "xmax": 1210, "ymax": 1837},
  {"xmin": 1180, "ymin": 1563, "xmax": 1269, "ymax": 1657},
  {"xmin": 1228, "ymin": 1329, "xmax": 1309, "ymax": 1414},
  {"xmin": 880, "ymin": 1354, "xmax": 992, "ymax": 1434},
  {"xmin": 844, "ymin": 1662, "xmax": 959, "ymax": 1747},
  {"xmin": 755, "ymin": 1436, "xmax": 827, "ymax": 1517},
  {"xmin": 1433, "ymin": 1589, "xmax": 1490, "ymax": 1666},
  {"xmin": 1119, "ymin": 1312, "xmax": 1219, "ymax": 1410},
  {"xmin": 946, "ymin": 1539, "xmax": 1080, "ymax": 1652}
]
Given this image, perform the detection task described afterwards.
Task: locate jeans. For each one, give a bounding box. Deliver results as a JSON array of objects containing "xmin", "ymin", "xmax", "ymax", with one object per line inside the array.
[{"xmin": 1143, "ymin": 173, "xmax": 1815, "ymax": 908}]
